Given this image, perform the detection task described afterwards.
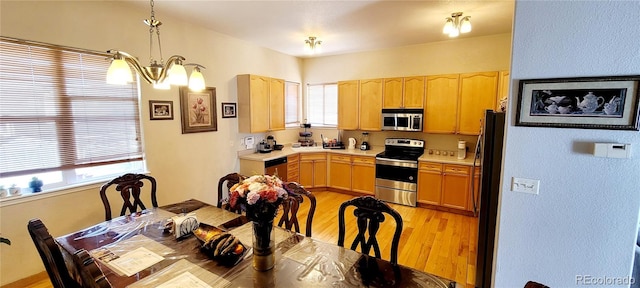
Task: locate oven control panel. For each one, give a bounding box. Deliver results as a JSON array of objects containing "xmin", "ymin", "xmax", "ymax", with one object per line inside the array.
[{"xmin": 384, "ymin": 138, "xmax": 424, "ymax": 148}]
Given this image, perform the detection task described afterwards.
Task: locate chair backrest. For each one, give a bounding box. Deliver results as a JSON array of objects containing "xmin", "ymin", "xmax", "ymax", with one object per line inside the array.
[
  {"xmin": 217, "ymin": 172, "xmax": 245, "ymax": 214},
  {"xmin": 524, "ymin": 281, "xmax": 550, "ymax": 288},
  {"xmin": 277, "ymin": 182, "xmax": 317, "ymax": 237},
  {"xmin": 100, "ymin": 173, "xmax": 158, "ymax": 221},
  {"xmin": 72, "ymin": 249, "xmax": 111, "ymax": 288},
  {"xmin": 27, "ymin": 219, "xmax": 80, "ymax": 288},
  {"xmin": 337, "ymin": 196, "xmax": 403, "ymax": 265}
]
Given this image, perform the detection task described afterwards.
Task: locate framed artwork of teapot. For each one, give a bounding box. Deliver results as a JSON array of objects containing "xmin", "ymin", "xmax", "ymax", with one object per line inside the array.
[{"xmin": 515, "ymin": 76, "xmax": 640, "ymax": 130}]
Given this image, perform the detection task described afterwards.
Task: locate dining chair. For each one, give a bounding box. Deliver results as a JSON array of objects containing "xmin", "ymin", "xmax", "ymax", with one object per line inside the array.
[
  {"xmin": 27, "ymin": 218, "xmax": 80, "ymax": 288},
  {"xmin": 217, "ymin": 172, "xmax": 245, "ymax": 214},
  {"xmin": 72, "ymin": 249, "xmax": 111, "ymax": 288},
  {"xmin": 524, "ymin": 281, "xmax": 550, "ymax": 288},
  {"xmin": 337, "ymin": 196, "xmax": 403, "ymax": 265},
  {"xmin": 277, "ymin": 182, "xmax": 317, "ymax": 237},
  {"xmin": 100, "ymin": 173, "xmax": 158, "ymax": 221}
]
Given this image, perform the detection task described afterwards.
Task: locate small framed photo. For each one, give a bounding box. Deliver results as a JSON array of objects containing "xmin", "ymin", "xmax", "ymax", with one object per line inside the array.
[
  {"xmin": 179, "ymin": 87, "xmax": 217, "ymax": 134},
  {"xmin": 149, "ymin": 100, "xmax": 174, "ymax": 120},
  {"xmin": 516, "ymin": 76, "xmax": 640, "ymax": 130},
  {"xmin": 222, "ymin": 102, "xmax": 237, "ymax": 118}
]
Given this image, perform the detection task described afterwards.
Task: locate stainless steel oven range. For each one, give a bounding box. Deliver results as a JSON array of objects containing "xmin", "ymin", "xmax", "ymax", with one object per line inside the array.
[{"xmin": 375, "ymin": 138, "xmax": 425, "ymax": 207}]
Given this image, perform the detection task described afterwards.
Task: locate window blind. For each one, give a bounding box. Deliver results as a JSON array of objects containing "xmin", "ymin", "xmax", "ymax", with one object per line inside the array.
[
  {"xmin": 0, "ymin": 37, "xmax": 142, "ymax": 178},
  {"xmin": 307, "ymin": 83, "xmax": 337, "ymax": 126},
  {"xmin": 285, "ymin": 81, "xmax": 299, "ymax": 126}
]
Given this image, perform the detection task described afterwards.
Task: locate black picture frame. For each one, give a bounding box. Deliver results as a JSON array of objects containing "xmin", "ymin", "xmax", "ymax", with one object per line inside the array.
[
  {"xmin": 149, "ymin": 100, "xmax": 174, "ymax": 120},
  {"xmin": 515, "ymin": 76, "xmax": 640, "ymax": 130},
  {"xmin": 179, "ymin": 87, "xmax": 217, "ymax": 133},
  {"xmin": 221, "ymin": 102, "xmax": 237, "ymax": 118}
]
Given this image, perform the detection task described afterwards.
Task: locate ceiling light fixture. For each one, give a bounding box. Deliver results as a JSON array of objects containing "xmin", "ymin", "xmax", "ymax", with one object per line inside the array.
[
  {"xmin": 442, "ymin": 12, "xmax": 472, "ymax": 38},
  {"xmin": 106, "ymin": 0, "xmax": 206, "ymax": 91},
  {"xmin": 304, "ymin": 36, "xmax": 322, "ymax": 55}
]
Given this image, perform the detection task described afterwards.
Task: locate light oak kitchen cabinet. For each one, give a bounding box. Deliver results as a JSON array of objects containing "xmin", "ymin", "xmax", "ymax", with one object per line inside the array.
[
  {"xmin": 350, "ymin": 156, "xmax": 375, "ymax": 194},
  {"xmin": 337, "ymin": 80, "xmax": 359, "ymax": 130},
  {"xmin": 328, "ymin": 154, "xmax": 351, "ymax": 191},
  {"xmin": 287, "ymin": 154, "xmax": 300, "ymax": 183},
  {"xmin": 441, "ymin": 164, "xmax": 471, "ymax": 210},
  {"xmin": 237, "ymin": 74, "xmax": 285, "ymax": 133},
  {"xmin": 383, "ymin": 77, "xmax": 425, "ymax": 109},
  {"xmin": 457, "ymin": 71, "xmax": 499, "ymax": 135},
  {"xmin": 417, "ymin": 162, "xmax": 443, "ymax": 205},
  {"xmin": 299, "ymin": 153, "xmax": 327, "ymax": 188},
  {"xmin": 424, "ymin": 74, "xmax": 459, "ymax": 133},
  {"xmin": 418, "ymin": 162, "xmax": 477, "ymax": 212},
  {"xmin": 359, "ymin": 79, "xmax": 383, "ymax": 131}
]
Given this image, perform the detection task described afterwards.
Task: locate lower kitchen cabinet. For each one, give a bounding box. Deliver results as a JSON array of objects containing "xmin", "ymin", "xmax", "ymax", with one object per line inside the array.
[
  {"xmin": 351, "ymin": 156, "xmax": 375, "ymax": 194},
  {"xmin": 299, "ymin": 153, "xmax": 327, "ymax": 188},
  {"xmin": 329, "ymin": 154, "xmax": 352, "ymax": 191},
  {"xmin": 418, "ymin": 162, "xmax": 475, "ymax": 212},
  {"xmin": 287, "ymin": 154, "xmax": 300, "ymax": 182}
]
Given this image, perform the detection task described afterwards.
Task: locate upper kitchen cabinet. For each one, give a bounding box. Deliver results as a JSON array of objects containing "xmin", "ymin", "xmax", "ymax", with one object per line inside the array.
[
  {"xmin": 338, "ymin": 80, "xmax": 359, "ymax": 130},
  {"xmin": 237, "ymin": 74, "xmax": 285, "ymax": 133},
  {"xmin": 383, "ymin": 77, "xmax": 425, "ymax": 109},
  {"xmin": 457, "ymin": 72, "xmax": 499, "ymax": 135},
  {"xmin": 496, "ymin": 70, "xmax": 510, "ymax": 111},
  {"xmin": 425, "ymin": 74, "xmax": 459, "ymax": 133},
  {"xmin": 359, "ymin": 79, "xmax": 383, "ymax": 131}
]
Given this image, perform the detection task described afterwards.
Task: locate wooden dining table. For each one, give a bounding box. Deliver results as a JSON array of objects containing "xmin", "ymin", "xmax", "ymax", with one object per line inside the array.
[{"xmin": 56, "ymin": 199, "xmax": 458, "ymax": 288}]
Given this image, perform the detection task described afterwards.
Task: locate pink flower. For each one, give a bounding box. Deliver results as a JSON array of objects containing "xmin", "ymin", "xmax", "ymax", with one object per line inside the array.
[
  {"xmin": 200, "ymin": 106, "xmax": 206, "ymax": 112},
  {"xmin": 197, "ymin": 98, "xmax": 203, "ymax": 104},
  {"xmin": 246, "ymin": 191, "xmax": 261, "ymax": 205},
  {"xmin": 192, "ymin": 103, "xmax": 197, "ymax": 109},
  {"xmin": 261, "ymin": 189, "xmax": 278, "ymax": 203},
  {"xmin": 229, "ymin": 191, "xmax": 240, "ymax": 208}
]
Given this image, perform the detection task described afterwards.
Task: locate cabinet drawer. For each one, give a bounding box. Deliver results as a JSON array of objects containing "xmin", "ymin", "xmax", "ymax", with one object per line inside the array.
[
  {"xmin": 300, "ymin": 153, "xmax": 326, "ymax": 161},
  {"xmin": 287, "ymin": 154, "xmax": 300, "ymax": 162},
  {"xmin": 443, "ymin": 165, "xmax": 470, "ymax": 175},
  {"xmin": 330, "ymin": 154, "xmax": 352, "ymax": 163},
  {"xmin": 287, "ymin": 161, "xmax": 299, "ymax": 170},
  {"xmin": 419, "ymin": 162, "xmax": 443, "ymax": 172},
  {"xmin": 352, "ymin": 156, "xmax": 375, "ymax": 165}
]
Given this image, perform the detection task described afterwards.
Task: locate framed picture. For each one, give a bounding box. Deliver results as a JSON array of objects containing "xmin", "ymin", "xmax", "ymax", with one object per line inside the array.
[
  {"xmin": 221, "ymin": 102, "xmax": 237, "ymax": 118},
  {"xmin": 149, "ymin": 100, "xmax": 174, "ymax": 120},
  {"xmin": 516, "ymin": 76, "xmax": 640, "ymax": 130},
  {"xmin": 179, "ymin": 87, "xmax": 217, "ymax": 134}
]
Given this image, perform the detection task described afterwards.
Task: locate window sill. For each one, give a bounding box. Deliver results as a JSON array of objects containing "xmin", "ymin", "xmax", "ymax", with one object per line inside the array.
[{"xmin": 0, "ymin": 171, "xmax": 150, "ymax": 208}]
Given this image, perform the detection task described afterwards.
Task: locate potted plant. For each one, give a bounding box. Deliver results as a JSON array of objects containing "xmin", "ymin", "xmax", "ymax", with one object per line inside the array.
[{"xmin": 29, "ymin": 177, "xmax": 43, "ymax": 192}]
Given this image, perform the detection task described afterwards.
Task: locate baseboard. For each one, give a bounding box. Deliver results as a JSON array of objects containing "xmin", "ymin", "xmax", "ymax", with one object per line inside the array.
[
  {"xmin": 2, "ymin": 271, "xmax": 48, "ymax": 288},
  {"xmin": 417, "ymin": 202, "xmax": 476, "ymax": 217}
]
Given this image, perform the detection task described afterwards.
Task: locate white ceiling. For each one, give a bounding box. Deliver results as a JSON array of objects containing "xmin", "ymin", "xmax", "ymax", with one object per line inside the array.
[{"xmin": 123, "ymin": 0, "xmax": 515, "ymax": 58}]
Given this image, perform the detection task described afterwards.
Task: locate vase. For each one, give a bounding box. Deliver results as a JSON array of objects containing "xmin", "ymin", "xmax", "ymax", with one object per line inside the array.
[
  {"xmin": 29, "ymin": 178, "xmax": 43, "ymax": 193},
  {"xmin": 252, "ymin": 220, "xmax": 275, "ymax": 271}
]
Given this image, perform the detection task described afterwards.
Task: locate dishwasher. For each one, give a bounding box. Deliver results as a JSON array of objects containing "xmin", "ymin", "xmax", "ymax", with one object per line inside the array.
[{"xmin": 264, "ymin": 157, "xmax": 288, "ymax": 180}]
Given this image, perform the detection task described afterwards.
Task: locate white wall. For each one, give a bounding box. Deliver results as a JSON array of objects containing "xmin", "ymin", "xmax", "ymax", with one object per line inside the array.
[
  {"xmin": 0, "ymin": 1, "xmax": 301, "ymax": 284},
  {"xmin": 496, "ymin": 1, "xmax": 640, "ymax": 287}
]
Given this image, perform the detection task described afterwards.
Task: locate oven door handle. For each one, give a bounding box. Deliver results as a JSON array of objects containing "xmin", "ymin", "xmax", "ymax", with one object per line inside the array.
[{"xmin": 375, "ymin": 158, "xmax": 418, "ymax": 168}]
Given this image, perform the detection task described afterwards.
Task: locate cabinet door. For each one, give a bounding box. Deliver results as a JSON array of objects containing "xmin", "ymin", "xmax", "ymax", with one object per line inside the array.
[
  {"xmin": 313, "ymin": 160, "xmax": 327, "ymax": 187},
  {"xmin": 329, "ymin": 156, "xmax": 352, "ymax": 190},
  {"xmin": 299, "ymin": 160, "xmax": 314, "ymax": 188},
  {"xmin": 497, "ymin": 70, "xmax": 510, "ymax": 111},
  {"xmin": 403, "ymin": 76, "xmax": 425, "ymax": 108},
  {"xmin": 338, "ymin": 80, "xmax": 359, "ymax": 130},
  {"xmin": 458, "ymin": 72, "xmax": 499, "ymax": 135},
  {"xmin": 359, "ymin": 79, "xmax": 383, "ymax": 131},
  {"xmin": 249, "ymin": 75, "xmax": 270, "ymax": 132},
  {"xmin": 352, "ymin": 156, "xmax": 375, "ymax": 194},
  {"xmin": 442, "ymin": 165, "xmax": 470, "ymax": 210},
  {"xmin": 269, "ymin": 78, "xmax": 285, "ymax": 131},
  {"xmin": 425, "ymin": 74, "xmax": 459, "ymax": 133},
  {"xmin": 383, "ymin": 77, "xmax": 403, "ymax": 109},
  {"xmin": 287, "ymin": 154, "xmax": 300, "ymax": 183},
  {"xmin": 418, "ymin": 170, "xmax": 442, "ymax": 205}
]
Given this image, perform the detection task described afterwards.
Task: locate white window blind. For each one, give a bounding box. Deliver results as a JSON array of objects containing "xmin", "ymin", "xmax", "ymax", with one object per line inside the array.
[
  {"xmin": 307, "ymin": 83, "xmax": 337, "ymax": 126},
  {"xmin": 285, "ymin": 81, "xmax": 300, "ymax": 127},
  {"xmin": 0, "ymin": 37, "xmax": 142, "ymax": 189}
]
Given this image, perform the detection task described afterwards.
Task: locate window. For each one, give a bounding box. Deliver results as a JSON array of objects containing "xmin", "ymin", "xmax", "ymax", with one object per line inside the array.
[
  {"xmin": 306, "ymin": 83, "xmax": 337, "ymax": 127},
  {"xmin": 285, "ymin": 81, "xmax": 300, "ymax": 127},
  {"xmin": 0, "ymin": 37, "xmax": 144, "ymax": 194}
]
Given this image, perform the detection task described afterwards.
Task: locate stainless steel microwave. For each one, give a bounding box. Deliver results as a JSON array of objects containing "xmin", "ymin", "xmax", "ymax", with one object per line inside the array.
[{"xmin": 381, "ymin": 109, "xmax": 423, "ymax": 131}]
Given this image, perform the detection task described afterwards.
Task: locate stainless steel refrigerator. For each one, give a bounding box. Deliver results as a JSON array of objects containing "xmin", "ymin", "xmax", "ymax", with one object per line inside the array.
[{"xmin": 475, "ymin": 110, "xmax": 506, "ymax": 288}]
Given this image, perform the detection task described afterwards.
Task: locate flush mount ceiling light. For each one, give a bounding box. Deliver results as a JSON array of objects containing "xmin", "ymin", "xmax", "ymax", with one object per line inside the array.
[
  {"xmin": 442, "ymin": 12, "xmax": 472, "ymax": 38},
  {"xmin": 304, "ymin": 36, "xmax": 322, "ymax": 55},
  {"xmin": 106, "ymin": 0, "xmax": 206, "ymax": 91}
]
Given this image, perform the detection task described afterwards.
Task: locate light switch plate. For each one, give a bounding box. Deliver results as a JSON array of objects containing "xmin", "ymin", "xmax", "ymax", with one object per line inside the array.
[{"xmin": 511, "ymin": 177, "xmax": 540, "ymax": 194}]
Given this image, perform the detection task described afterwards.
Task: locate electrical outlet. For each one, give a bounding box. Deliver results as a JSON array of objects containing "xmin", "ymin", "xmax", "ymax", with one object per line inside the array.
[{"xmin": 511, "ymin": 177, "xmax": 540, "ymax": 194}]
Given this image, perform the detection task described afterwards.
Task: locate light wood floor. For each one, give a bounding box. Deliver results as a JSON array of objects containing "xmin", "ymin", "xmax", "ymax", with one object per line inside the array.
[{"xmin": 19, "ymin": 191, "xmax": 477, "ymax": 288}]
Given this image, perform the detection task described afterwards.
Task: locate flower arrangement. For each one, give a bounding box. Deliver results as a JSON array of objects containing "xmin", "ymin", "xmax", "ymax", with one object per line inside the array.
[{"xmin": 228, "ymin": 175, "xmax": 288, "ymax": 221}]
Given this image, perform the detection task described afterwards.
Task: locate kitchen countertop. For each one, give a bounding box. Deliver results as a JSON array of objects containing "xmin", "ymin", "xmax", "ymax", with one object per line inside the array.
[{"xmin": 239, "ymin": 145, "xmax": 479, "ymax": 166}]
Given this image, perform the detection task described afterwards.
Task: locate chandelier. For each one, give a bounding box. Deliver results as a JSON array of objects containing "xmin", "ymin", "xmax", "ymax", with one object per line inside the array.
[
  {"xmin": 442, "ymin": 12, "xmax": 472, "ymax": 38},
  {"xmin": 304, "ymin": 37, "xmax": 322, "ymax": 55},
  {"xmin": 106, "ymin": 0, "xmax": 206, "ymax": 91}
]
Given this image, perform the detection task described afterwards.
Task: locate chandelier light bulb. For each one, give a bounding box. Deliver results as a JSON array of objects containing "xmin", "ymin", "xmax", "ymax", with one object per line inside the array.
[
  {"xmin": 443, "ymin": 18, "xmax": 454, "ymax": 34},
  {"xmin": 168, "ymin": 62, "xmax": 188, "ymax": 86},
  {"xmin": 449, "ymin": 28, "xmax": 460, "ymax": 38},
  {"xmin": 188, "ymin": 67, "xmax": 205, "ymax": 91},
  {"xmin": 442, "ymin": 12, "xmax": 471, "ymax": 38},
  {"xmin": 460, "ymin": 16, "xmax": 472, "ymax": 33},
  {"xmin": 106, "ymin": 58, "xmax": 133, "ymax": 85},
  {"xmin": 304, "ymin": 36, "xmax": 322, "ymax": 55},
  {"xmin": 153, "ymin": 79, "xmax": 171, "ymax": 90}
]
